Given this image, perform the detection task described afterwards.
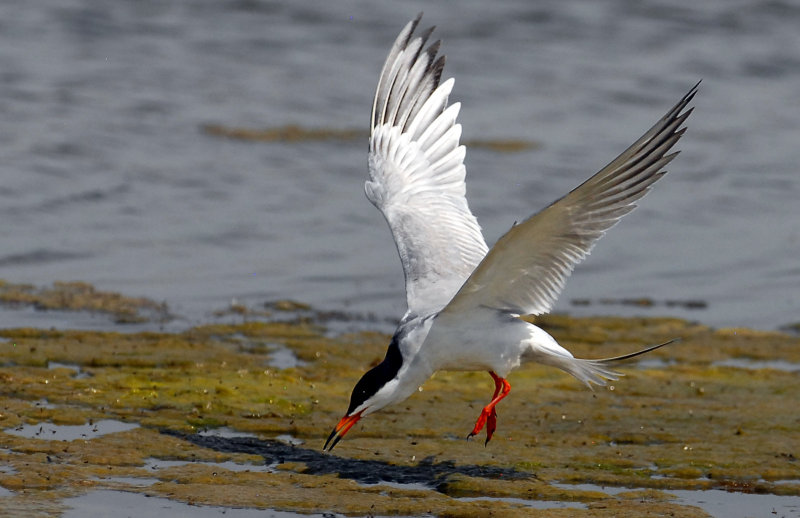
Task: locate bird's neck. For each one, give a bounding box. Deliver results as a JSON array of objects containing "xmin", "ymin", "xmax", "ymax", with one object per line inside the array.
[
  {"xmin": 392, "ymin": 353, "xmax": 435, "ymax": 406},
  {"xmin": 389, "ymin": 317, "xmax": 437, "ymax": 406}
]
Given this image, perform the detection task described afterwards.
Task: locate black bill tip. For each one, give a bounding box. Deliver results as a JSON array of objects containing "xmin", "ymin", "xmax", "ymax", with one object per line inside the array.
[{"xmin": 322, "ymin": 412, "xmax": 362, "ymax": 452}]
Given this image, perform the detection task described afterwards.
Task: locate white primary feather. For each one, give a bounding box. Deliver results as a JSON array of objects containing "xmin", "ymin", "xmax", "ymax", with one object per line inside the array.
[{"xmin": 366, "ymin": 14, "xmax": 488, "ymax": 320}]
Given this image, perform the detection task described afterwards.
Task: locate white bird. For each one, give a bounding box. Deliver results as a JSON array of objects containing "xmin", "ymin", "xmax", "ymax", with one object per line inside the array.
[{"xmin": 324, "ymin": 14, "xmax": 697, "ymax": 451}]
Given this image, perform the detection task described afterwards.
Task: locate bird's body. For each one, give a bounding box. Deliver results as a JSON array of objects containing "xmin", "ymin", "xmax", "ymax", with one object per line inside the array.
[{"xmin": 325, "ymin": 14, "xmax": 697, "ymax": 451}]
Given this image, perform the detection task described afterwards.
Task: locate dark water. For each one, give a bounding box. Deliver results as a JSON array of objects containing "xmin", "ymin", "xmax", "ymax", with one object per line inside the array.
[{"xmin": 1, "ymin": 0, "xmax": 799, "ymax": 332}]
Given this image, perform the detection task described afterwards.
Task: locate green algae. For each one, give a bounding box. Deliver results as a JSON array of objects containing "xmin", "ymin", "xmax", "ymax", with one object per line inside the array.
[
  {"xmin": 202, "ymin": 123, "xmax": 539, "ymax": 152},
  {"xmin": 0, "ymin": 280, "xmax": 170, "ymax": 324},
  {"xmin": 0, "ymin": 301, "xmax": 799, "ymax": 516},
  {"xmin": 202, "ymin": 123, "xmax": 364, "ymax": 143}
]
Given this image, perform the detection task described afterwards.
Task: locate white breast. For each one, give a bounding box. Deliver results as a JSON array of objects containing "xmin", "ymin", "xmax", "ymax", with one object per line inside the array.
[{"xmin": 421, "ymin": 307, "xmax": 540, "ymax": 377}]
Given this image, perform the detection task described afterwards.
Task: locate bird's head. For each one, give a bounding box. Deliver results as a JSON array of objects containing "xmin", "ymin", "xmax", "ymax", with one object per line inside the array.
[{"xmin": 324, "ymin": 338, "xmax": 404, "ymax": 451}]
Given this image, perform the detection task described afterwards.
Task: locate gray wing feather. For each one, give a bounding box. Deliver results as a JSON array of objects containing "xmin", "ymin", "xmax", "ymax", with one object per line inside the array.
[{"xmin": 445, "ymin": 82, "xmax": 699, "ymax": 316}]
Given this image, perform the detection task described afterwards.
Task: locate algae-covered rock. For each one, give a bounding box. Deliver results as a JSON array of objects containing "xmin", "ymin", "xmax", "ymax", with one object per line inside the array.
[
  {"xmin": 1, "ymin": 299, "xmax": 798, "ymax": 516},
  {"xmin": 202, "ymin": 123, "xmax": 539, "ymax": 152},
  {"xmin": 0, "ymin": 280, "xmax": 170, "ymax": 324}
]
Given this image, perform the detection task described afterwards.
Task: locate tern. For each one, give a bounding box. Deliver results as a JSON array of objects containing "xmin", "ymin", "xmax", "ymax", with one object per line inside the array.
[{"xmin": 324, "ymin": 14, "xmax": 697, "ymax": 451}]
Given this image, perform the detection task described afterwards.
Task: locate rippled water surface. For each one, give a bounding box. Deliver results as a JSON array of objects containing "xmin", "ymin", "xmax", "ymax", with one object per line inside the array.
[{"xmin": 1, "ymin": 0, "xmax": 798, "ymax": 332}]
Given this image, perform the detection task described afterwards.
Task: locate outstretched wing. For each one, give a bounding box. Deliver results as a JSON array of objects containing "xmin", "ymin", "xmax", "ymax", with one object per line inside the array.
[
  {"xmin": 444, "ymin": 82, "xmax": 699, "ymax": 316},
  {"xmin": 367, "ymin": 14, "xmax": 488, "ymax": 319}
]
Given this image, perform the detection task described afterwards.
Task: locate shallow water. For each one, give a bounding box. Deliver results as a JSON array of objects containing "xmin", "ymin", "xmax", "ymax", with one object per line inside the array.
[
  {"xmin": 555, "ymin": 483, "xmax": 800, "ymax": 518},
  {"xmin": 0, "ymin": 0, "xmax": 798, "ymax": 333},
  {"xmin": 60, "ymin": 490, "xmax": 343, "ymax": 518},
  {"xmin": 458, "ymin": 495, "xmax": 586, "ymax": 511},
  {"xmin": 47, "ymin": 361, "xmax": 91, "ymax": 378},
  {"xmin": 4, "ymin": 419, "xmax": 139, "ymax": 441},
  {"xmin": 712, "ymin": 358, "xmax": 800, "ymax": 372}
]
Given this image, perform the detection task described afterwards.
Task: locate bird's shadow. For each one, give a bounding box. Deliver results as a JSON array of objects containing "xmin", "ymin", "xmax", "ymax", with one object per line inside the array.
[{"xmin": 162, "ymin": 429, "xmax": 530, "ymax": 488}]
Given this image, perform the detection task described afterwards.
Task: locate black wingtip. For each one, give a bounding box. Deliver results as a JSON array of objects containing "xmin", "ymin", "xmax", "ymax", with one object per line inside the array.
[
  {"xmin": 681, "ymin": 80, "xmax": 702, "ymax": 107},
  {"xmin": 597, "ymin": 338, "xmax": 681, "ymax": 364},
  {"xmin": 409, "ymin": 12, "xmax": 423, "ymax": 31}
]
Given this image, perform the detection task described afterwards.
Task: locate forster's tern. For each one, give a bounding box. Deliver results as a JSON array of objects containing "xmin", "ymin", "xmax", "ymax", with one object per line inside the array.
[{"xmin": 325, "ymin": 14, "xmax": 697, "ymax": 451}]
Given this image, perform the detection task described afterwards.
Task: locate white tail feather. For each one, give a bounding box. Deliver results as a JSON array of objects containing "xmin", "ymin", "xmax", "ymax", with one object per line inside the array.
[{"xmin": 531, "ymin": 339, "xmax": 677, "ymax": 389}]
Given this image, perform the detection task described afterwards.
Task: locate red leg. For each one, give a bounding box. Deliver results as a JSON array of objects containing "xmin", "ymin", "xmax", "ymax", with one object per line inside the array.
[
  {"xmin": 468, "ymin": 371, "xmax": 510, "ymax": 445},
  {"xmin": 485, "ymin": 372, "xmax": 503, "ymax": 442}
]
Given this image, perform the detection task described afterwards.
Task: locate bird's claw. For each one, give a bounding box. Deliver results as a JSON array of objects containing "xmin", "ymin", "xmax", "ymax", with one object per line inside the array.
[
  {"xmin": 485, "ymin": 408, "xmax": 497, "ymax": 446},
  {"xmin": 468, "ymin": 407, "xmax": 497, "ymax": 445},
  {"xmin": 468, "ymin": 372, "xmax": 508, "ymax": 446}
]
